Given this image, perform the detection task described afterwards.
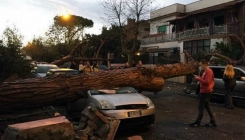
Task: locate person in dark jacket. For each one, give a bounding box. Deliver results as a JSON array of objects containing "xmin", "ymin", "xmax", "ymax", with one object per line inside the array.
[
  {"xmin": 222, "ymin": 64, "xmax": 243, "ymax": 109},
  {"xmin": 70, "ymin": 61, "xmax": 79, "ymax": 71}
]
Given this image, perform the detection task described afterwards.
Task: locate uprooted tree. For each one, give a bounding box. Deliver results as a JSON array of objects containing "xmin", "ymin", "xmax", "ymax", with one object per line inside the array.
[
  {"xmin": 0, "ymin": 60, "xmax": 199, "ymax": 110},
  {"xmin": 1, "ymin": 33, "xmax": 245, "ymax": 110}
]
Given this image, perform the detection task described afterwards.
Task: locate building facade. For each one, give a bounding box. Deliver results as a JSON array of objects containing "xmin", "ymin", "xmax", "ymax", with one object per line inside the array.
[{"xmin": 139, "ymin": 0, "xmax": 245, "ymax": 83}]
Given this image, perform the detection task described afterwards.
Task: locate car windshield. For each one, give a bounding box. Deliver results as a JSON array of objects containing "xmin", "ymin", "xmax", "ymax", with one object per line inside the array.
[
  {"xmin": 90, "ymin": 87, "xmax": 137, "ymax": 95},
  {"xmin": 37, "ymin": 65, "xmax": 58, "ymax": 73},
  {"xmin": 98, "ymin": 65, "xmax": 108, "ymax": 70}
]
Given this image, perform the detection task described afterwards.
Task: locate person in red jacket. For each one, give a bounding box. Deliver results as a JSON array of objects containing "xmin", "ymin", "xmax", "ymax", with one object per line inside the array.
[{"xmin": 190, "ymin": 59, "xmax": 217, "ymax": 127}]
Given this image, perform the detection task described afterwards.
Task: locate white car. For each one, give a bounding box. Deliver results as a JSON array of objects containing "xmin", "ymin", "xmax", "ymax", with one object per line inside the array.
[
  {"xmin": 68, "ymin": 87, "xmax": 155, "ymax": 126},
  {"xmin": 31, "ymin": 64, "xmax": 58, "ymax": 77}
]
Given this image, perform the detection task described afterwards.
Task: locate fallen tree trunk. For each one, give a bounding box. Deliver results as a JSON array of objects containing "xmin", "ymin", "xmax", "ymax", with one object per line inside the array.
[{"xmin": 0, "ymin": 61, "xmax": 199, "ymax": 110}]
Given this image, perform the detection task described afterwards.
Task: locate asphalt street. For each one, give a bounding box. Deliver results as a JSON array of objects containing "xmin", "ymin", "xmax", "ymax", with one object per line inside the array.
[{"xmin": 115, "ymin": 81, "xmax": 245, "ymax": 140}]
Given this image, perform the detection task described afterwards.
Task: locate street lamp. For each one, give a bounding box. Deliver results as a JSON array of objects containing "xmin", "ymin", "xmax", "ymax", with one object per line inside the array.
[{"xmin": 62, "ymin": 11, "xmax": 70, "ymax": 20}]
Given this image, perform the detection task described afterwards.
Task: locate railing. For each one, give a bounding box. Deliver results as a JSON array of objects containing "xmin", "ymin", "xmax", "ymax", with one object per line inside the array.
[
  {"xmin": 215, "ymin": 25, "xmax": 237, "ymax": 34},
  {"xmin": 196, "ymin": 27, "xmax": 209, "ymax": 36},
  {"xmin": 215, "ymin": 25, "xmax": 227, "ymax": 34},
  {"xmin": 140, "ymin": 25, "xmax": 237, "ymax": 45},
  {"xmin": 227, "ymin": 25, "xmax": 238, "ymax": 34}
]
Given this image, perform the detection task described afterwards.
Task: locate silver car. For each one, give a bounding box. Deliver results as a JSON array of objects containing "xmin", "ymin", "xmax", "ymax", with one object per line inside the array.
[
  {"xmin": 68, "ymin": 87, "xmax": 155, "ymax": 126},
  {"xmin": 209, "ymin": 66, "xmax": 245, "ymax": 99},
  {"xmin": 191, "ymin": 66, "xmax": 245, "ymax": 100}
]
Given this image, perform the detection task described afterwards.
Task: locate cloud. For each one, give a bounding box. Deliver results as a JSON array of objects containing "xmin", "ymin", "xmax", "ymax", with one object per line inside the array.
[{"xmin": 0, "ymin": 0, "xmax": 198, "ymax": 45}]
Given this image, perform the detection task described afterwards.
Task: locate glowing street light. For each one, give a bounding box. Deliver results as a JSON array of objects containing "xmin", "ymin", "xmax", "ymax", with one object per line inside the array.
[{"xmin": 62, "ymin": 12, "xmax": 70, "ymax": 20}]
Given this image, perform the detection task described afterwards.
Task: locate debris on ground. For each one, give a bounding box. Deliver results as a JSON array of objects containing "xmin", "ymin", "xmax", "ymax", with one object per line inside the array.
[
  {"xmin": 74, "ymin": 104, "xmax": 120, "ymax": 140},
  {"xmin": 1, "ymin": 116, "xmax": 76, "ymax": 140},
  {"xmin": 1, "ymin": 105, "xmax": 120, "ymax": 140}
]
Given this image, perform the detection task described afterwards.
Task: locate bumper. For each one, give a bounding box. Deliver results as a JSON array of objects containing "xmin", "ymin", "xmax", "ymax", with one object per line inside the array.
[{"xmin": 101, "ymin": 107, "xmax": 155, "ymax": 126}]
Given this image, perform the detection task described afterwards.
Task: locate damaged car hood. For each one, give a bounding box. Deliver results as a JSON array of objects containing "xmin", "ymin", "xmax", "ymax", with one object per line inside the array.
[{"xmin": 92, "ymin": 94, "xmax": 148, "ymax": 106}]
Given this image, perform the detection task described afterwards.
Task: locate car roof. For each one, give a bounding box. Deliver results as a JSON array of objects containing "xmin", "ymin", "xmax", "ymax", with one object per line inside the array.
[
  {"xmin": 37, "ymin": 64, "xmax": 58, "ymax": 67},
  {"xmin": 209, "ymin": 65, "xmax": 245, "ymax": 70},
  {"xmin": 48, "ymin": 68, "xmax": 77, "ymax": 72}
]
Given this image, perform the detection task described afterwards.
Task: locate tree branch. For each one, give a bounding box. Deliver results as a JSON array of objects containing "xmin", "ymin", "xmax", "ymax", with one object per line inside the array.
[
  {"xmin": 183, "ymin": 50, "xmax": 194, "ymax": 61},
  {"xmin": 52, "ymin": 41, "xmax": 87, "ymax": 66}
]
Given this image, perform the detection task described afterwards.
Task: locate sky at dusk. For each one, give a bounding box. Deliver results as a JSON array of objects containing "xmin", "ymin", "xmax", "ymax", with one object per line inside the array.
[{"xmin": 0, "ymin": 0, "xmax": 198, "ymax": 45}]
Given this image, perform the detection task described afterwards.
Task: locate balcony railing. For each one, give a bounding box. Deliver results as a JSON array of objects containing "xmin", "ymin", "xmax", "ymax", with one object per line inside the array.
[{"xmin": 141, "ymin": 25, "xmax": 238, "ymax": 45}]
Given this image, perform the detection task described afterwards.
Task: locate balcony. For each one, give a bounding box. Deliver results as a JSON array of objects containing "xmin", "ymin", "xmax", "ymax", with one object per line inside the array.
[{"xmin": 141, "ymin": 25, "xmax": 238, "ymax": 45}]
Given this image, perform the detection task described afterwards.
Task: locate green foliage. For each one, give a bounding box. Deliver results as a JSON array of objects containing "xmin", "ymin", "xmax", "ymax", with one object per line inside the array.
[
  {"xmin": 0, "ymin": 44, "xmax": 31, "ymax": 82},
  {"xmin": 213, "ymin": 41, "xmax": 244, "ymax": 65},
  {"xmin": 24, "ymin": 37, "xmax": 80, "ymax": 62},
  {"xmin": 54, "ymin": 15, "xmax": 93, "ymax": 29},
  {"xmin": 0, "ymin": 26, "xmax": 31, "ymax": 82},
  {"xmin": 46, "ymin": 14, "xmax": 93, "ymax": 44},
  {"xmin": 84, "ymin": 25, "xmax": 122, "ymax": 58},
  {"xmin": 2, "ymin": 25, "xmax": 23, "ymax": 46}
]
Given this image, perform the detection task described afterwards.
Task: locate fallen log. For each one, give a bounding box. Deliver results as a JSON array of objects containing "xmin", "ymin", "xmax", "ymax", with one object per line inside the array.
[{"xmin": 0, "ymin": 61, "xmax": 199, "ymax": 110}]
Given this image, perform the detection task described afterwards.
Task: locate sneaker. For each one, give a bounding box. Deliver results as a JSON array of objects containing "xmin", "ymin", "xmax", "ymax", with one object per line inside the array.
[
  {"xmin": 205, "ymin": 123, "xmax": 217, "ymax": 127},
  {"xmin": 189, "ymin": 122, "xmax": 200, "ymax": 127}
]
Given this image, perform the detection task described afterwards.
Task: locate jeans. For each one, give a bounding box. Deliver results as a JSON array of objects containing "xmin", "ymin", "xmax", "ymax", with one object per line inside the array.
[
  {"xmin": 224, "ymin": 87, "xmax": 234, "ymax": 107},
  {"xmin": 196, "ymin": 92, "xmax": 216, "ymax": 123}
]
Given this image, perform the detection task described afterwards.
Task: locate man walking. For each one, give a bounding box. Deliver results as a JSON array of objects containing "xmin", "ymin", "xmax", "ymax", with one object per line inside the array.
[{"xmin": 190, "ymin": 59, "xmax": 217, "ymax": 127}]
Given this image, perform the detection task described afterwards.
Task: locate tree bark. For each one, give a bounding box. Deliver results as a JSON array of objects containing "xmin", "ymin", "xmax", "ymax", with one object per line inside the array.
[{"xmin": 0, "ymin": 61, "xmax": 199, "ymax": 110}]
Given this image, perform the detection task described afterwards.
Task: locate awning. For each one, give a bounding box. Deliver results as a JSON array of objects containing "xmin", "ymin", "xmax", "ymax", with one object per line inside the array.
[
  {"xmin": 158, "ymin": 25, "xmax": 167, "ymax": 32},
  {"xmin": 147, "ymin": 48, "xmax": 174, "ymax": 53},
  {"xmin": 167, "ymin": 15, "xmax": 188, "ymax": 23},
  {"xmin": 187, "ymin": 0, "xmax": 243, "ymax": 15},
  {"xmin": 167, "ymin": 0, "xmax": 243, "ymax": 23}
]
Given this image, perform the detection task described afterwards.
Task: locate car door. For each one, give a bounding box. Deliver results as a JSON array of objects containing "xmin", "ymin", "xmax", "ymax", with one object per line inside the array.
[
  {"xmin": 232, "ymin": 68, "xmax": 245, "ymax": 99},
  {"xmin": 210, "ymin": 67, "xmax": 226, "ymax": 96}
]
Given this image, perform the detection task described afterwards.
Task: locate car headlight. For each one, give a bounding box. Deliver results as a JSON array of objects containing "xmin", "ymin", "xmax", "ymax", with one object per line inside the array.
[
  {"xmin": 98, "ymin": 100, "xmax": 115, "ymax": 109},
  {"xmin": 146, "ymin": 98, "xmax": 154, "ymax": 107}
]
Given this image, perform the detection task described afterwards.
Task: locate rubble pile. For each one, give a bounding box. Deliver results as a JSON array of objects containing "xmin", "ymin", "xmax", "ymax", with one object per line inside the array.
[
  {"xmin": 1, "ymin": 105, "xmax": 120, "ymax": 140},
  {"xmin": 1, "ymin": 116, "xmax": 76, "ymax": 140},
  {"xmin": 74, "ymin": 105, "xmax": 120, "ymax": 140}
]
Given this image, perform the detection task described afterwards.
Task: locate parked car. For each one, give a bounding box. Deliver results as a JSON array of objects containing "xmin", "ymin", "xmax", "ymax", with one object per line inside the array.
[
  {"xmin": 98, "ymin": 65, "xmax": 109, "ymax": 71},
  {"xmin": 67, "ymin": 87, "xmax": 155, "ymax": 127},
  {"xmin": 192, "ymin": 65, "xmax": 245, "ymax": 100},
  {"xmin": 46, "ymin": 68, "xmax": 79, "ymax": 77},
  {"xmin": 31, "ymin": 64, "xmax": 58, "ymax": 77}
]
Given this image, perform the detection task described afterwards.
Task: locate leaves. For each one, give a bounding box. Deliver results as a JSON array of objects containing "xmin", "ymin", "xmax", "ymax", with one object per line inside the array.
[
  {"xmin": 213, "ymin": 41, "xmax": 244, "ymax": 65},
  {"xmin": 2, "ymin": 25, "xmax": 23, "ymax": 47},
  {"xmin": 0, "ymin": 44, "xmax": 31, "ymax": 82},
  {"xmin": 46, "ymin": 14, "xmax": 93, "ymax": 45}
]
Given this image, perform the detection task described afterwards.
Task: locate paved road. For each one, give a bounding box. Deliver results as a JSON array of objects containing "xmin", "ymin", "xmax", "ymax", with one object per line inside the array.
[{"xmin": 115, "ymin": 81, "xmax": 245, "ymax": 140}]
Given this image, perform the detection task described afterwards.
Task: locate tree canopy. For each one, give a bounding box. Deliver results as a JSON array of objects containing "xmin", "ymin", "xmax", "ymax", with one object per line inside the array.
[
  {"xmin": 2, "ymin": 25, "xmax": 23, "ymax": 47},
  {"xmin": 101, "ymin": 0, "xmax": 157, "ymax": 65},
  {"xmin": 0, "ymin": 26, "xmax": 31, "ymax": 82},
  {"xmin": 46, "ymin": 14, "xmax": 93, "ymax": 45}
]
